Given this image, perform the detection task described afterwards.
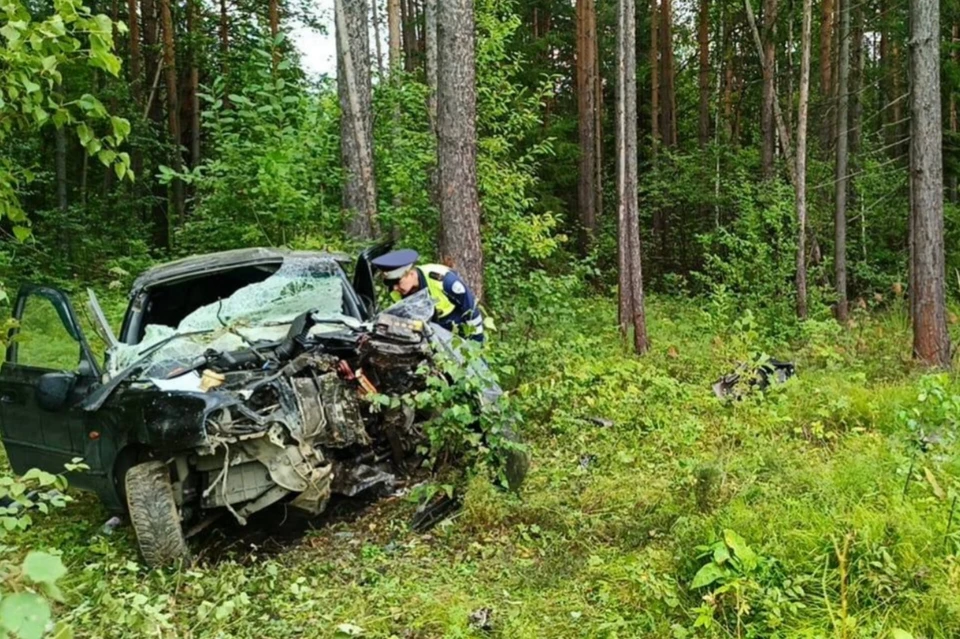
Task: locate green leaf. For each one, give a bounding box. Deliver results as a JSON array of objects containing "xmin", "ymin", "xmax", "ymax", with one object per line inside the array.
[
  {"xmin": 723, "ymin": 529, "xmax": 758, "ymax": 572},
  {"xmin": 76, "ymin": 122, "xmax": 93, "ymax": 146},
  {"xmin": 110, "ymin": 116, "xmax": 130, "ymax": 141},
  {"xmin": 0, "ymin": 592, "xmax": 51, "ymax": 639},
  {"xmin": 690, "ymin": 562, "xmax": 725, "ymax": 589},
  {"xmin": 891, "ymin": 631, "xmax": 915, "ymax": 639},
  {"xmin": 22, "ymin": 551, "xmax": 67, "ymax": 585},
  {"xmin": 712, "ymin": 542, "xmax": 731, "ymax": 565},
  {"xmin": 12, "ymin": 226, "xmax": 31, "ymax": 242},
  {"xmin": 21, "ymin": 78, "xmax": 41, "ymax": 94},
  {"xmin": 97, "ymin": 149, "xmax": 117, "ymax": 166}
]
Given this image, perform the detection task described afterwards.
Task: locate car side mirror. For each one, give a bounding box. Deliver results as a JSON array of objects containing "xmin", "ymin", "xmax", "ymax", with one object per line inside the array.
[{"xmin": 36, "ymin": 372, "xmax": 77, "ymax": 412}]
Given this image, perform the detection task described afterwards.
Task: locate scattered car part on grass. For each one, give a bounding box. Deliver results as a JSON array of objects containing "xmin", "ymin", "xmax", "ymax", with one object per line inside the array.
[
  {"xmin": 410, "ymin": 493, "xmax": 462, "ymax": 533},
  {"xmin": 0, "ymin": 247, "xmax": 529, "ymax": 566},
  {"xmin": 712, "ymin": 356, "xmax": 796, "ymax": 399},
  {"xmin": 468, "ymin": 607, "xmax": 494, "ymax": 632}
]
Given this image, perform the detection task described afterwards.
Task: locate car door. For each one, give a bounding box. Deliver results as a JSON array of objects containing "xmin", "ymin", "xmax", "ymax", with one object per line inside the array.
[
  {"xmin": 352, "ymin": 241, "xmax": 393, "ymax": 318},
  {"xmin": 0, "ymin": 286, "xmax": 104, "ymax": 490}
]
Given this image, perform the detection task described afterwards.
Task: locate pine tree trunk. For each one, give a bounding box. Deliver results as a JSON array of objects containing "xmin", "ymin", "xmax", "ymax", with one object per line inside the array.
[
  {"xmin": 219, "ymin": 0, "xmax": 229, "ymax": 107},
  {"xmin": 698, "ymin": 0, "xmax": 710, "ymax": 147},
  {"xmin": 424, "ymin": 0, "xmax": 439, "ymax": 207},
  {"xmin": 142, "ymin": 0, "xmax": 160, "ymax": 121},
  {"xmin": 796, "ymin": 0, "xmax": 812, "ymax": 318},
  {"xmin": 402, "ymin": 0, "xmax": 416, "ymax": 71},
  {"xmin": 188, "ymin": 0, "xmax": 200, "ymax": 169},
  {"xmin": 892, "ymin": 39, "xmax": 904, "ymax": 156},
  {"xmin": 336, "ymin": 0, "xmax": 379, "ymax": 240},
  {"xmin": 159, "ymin": 0, "xmax": 184, "ymax": 222},
  {"xmin": 141, "ymin": 0, "xmax": 167, "ymax": 248},
  {"xmin": 761, "ymin": 0, "xmax": 778, "ymax": 178},
  {"xmin": 577, "ymin": 0, "xmax": 600, "ymax": 248},
  {"xmin": 820, "ymin": 0, "xmax": 835, "ymax": 150},
  {"xmin": 372, "ymin": 0, "xmax": 385, "ymax": 79},
  {"xmin": 437, "ymin": 0, "xmax": 484, "ymax": 300},
  {"xmin": 617, "ymin": 0, "xmax": 648, "ymax": 353},
  {"xmin": 388, "ymin": 0, "xmax": 401, "ymax": 70},
  {"xmin": 425, "ymin": 0, "xmax": 438, "ymax": 138},
  {"xmin": 659, "ymin": 0, "xmax": 677, "ymax": 147},
  {"xmin": 722, "ymin": 31, "xmax": 733, "ymax": 141},
  {"xmin": 128, "ymin": 0, "xmax": 142, "ymax": 104},
  {"xmin": 850, "ymin": 2, "xmax": 863, "ymax": 158},
  {"xmin": 879, "ymin": 0, "xmax": 890, "ymax": 144},
  {"xmin": 269, "ymin": 0, "xmax": 280, "ymax": 73},
  {"xmin": 834, "ymin": 0, "xmax": 850, "ymax": 321},
  {"xmin": 950, "ymin": 24, "xmax": 958, "ymax": 202},
  {"xmin": 650, "ymin": 0, "xmax": 660, "ymax": 155},
  {"xmin": 56, "ymin": 127, "xmax": 68, "ymax": 213},
  {"xmin": 910, "ymin": 0, "xmax": 951, "ymax": 367}
]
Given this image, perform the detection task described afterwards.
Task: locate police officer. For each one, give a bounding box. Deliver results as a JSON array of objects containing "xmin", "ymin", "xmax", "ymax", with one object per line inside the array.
[{"xmin": 371, "ymin": 249, "xmax": 485, "ymax": 342}]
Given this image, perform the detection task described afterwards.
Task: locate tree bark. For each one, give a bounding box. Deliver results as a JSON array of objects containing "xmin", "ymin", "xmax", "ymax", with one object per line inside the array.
[
  {"xmin": 269, "ymin": 0, "xmax": 280, "ymax": 73},
  {"xmin": 910, "ymin": 0, "xmax": 951, "ymax": 367},
  {"xmin": 159, "ymin": 0, "xmax": 184, "ymax": 222},
  {"xmin": 850, "ymin": 1, "xmax": 863, "ymax": 158},
  {"xmin": 650, "ymin": 0, "xmax": 660, "ymax": 155},
  {"xmin": 577, "ymin": 0, "xmax": 601, "ymax": 247},
  {"xmin": 761, "ymin": 0, "xmax": 778, "ymax": 178},
  {"xmin": 698, "ymin": 0, "xmax": 710, "ymax": 147},
  {"xmin": 796, "ymin": 0, "xmax": 812, "ymax": 318},
  {"xmin": 56, "ymin": 127, "xmax": 68, "ymax": 213},
  {"xmin": 388, "ymin": 0, "xmax": 401, "ymax": 70},
  {"xmin": 820, "ymin": 0, "xmax": 835, "ymax": 150},
  {"xmin": 219, "ymin": 0, "xmax": 229, "ymax": 108},
  {"xmin": 142, "ymin": 0, "xmax": 160, "ymax": 121},
  {"xmin": 425, "ymin": 0, "xmax": 438, "ymax": 138},
  {"xmin": 951, "ymin": 24, "xmax": 959, "ymax": 202},
  {"xmin": 336, "ymin": 0, "xmax": 379, "ymax": 240},
  {"xmin": 659, "ymin": 0, "xmax": 677, "ymax": 147},
  {"xmin": 372, "ymin": 0, "xmax": 385, "ymax": 79},
  {"xmin": 834, "ymin": 0, "xmax": 850, "ymax": 321},
  {"xmin": 127, "ymin": 0, "xmax": 142, "ymax": 104},
  {"xmin": 401, "ymin": 0, "xmax": 416, "ymax": 71},
  {"xmin": 617, "ymin": 0, "xmax": 648, "ymax": 354},
  {"xmin": 437, "ymin": 0, "xmax": 484, "ymax": 300},
  {"xmin": 188, "ymin": 0, "xmax": 200, "ymax": 169}
]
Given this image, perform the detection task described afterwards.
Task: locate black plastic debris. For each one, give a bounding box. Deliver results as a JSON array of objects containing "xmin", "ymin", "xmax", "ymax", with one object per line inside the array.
[
  {"xmin": 410, "ymin": 494, "xmax": 462, "ymax": 533},
  {"xmin": 712, "ymin": 356, "xmax": 796, "ymax": 399},
  {"xmin": 468, "ymin": 608, "xmax": 494, "ymax": 632}
]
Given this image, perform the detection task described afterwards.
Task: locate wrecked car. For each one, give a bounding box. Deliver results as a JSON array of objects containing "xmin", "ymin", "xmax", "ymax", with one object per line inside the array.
[{"xmin": 0, "ymin": 247, "xmax": 526, "ymax": 566}]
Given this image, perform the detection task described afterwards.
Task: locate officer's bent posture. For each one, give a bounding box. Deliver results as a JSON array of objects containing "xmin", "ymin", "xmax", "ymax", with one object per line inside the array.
[{"xmin": 371, "ymin": 249, "xmax": 485, "ymax": 342}]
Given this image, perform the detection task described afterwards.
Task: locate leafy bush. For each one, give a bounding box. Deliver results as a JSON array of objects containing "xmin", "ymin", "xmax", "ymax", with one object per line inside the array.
[{"xmin": 0, "ymin": 462, "xmax": 83, "ymax": 639}]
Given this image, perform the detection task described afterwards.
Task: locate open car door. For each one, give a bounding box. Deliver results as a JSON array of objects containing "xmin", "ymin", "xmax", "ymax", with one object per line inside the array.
[
  {"xmin": 352, "ymin": 240, "xmax": 393, "ymax": 319},
  {"xmin": 0, "ymin": 286, "xmax": 104, "ymax": 489}
]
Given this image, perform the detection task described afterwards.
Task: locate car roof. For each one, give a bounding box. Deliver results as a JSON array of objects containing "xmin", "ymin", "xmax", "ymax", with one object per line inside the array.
[{"xmin": 130, "ymin": 247, "xmax": 353, "ymax": 295}]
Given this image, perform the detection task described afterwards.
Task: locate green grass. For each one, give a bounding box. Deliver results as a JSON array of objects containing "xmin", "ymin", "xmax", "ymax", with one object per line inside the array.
[{"xmin": 3, "ymin": 293, "xmax": 960, "ymax": 638}]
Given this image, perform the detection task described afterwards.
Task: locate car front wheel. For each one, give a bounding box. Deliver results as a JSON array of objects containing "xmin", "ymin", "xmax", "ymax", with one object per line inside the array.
[{"xmin": 125, "ymin": 461, "xmax": 189, "ymax": 567}]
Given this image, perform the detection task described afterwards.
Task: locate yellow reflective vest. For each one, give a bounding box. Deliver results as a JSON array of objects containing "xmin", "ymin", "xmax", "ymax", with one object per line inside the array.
[{"xmin": 390, "ymin": 265, "xmax": 456, "ymax": 319}]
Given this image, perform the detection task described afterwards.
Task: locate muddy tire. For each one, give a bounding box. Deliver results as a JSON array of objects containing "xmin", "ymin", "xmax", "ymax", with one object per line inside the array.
[{"xmin": 125, "ymin": 461, "xmax": 189, "ymax": 567}]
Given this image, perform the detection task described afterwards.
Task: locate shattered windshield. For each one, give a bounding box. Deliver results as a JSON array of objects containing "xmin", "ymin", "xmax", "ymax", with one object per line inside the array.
[{"xmin": 109, "ymin": 258, "xmax": 349, "ymax": 377}]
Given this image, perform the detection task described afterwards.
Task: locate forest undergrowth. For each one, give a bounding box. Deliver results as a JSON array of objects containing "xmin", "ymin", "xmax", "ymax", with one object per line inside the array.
[{"xmin": 4, "ymin": 283, "xmax": 960, "ymax": 639}]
